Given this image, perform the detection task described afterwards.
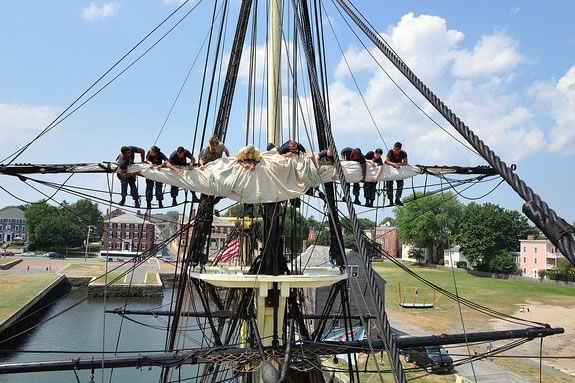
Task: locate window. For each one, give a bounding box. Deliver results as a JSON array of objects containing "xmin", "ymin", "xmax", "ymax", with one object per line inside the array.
[
  {"xmin": 15, "ymin": 225, "xmax": 19, "ymax": 232},
  {"xmin": 6, "ymin": 225, "xmax": 10, "ymax": 230},
  {"xmin": 133, "ymin": 232, "xmax": 138, "ymax": 239},
  {"xmin": 534, "ymin": 270, "xmax": 538, "ymax": 277},
  {"xmin": 22, "ymin": 225, "xmax": 25, "ymax": 232},
  {"xmin": 445, "ymin": 260, "xmax": 450, "ymax": 266},
  {"xmin": 551, "ymin": 248, "xmax": 554, "ymax": 253},
  {"xmin": 523, "ymin": 268, "xmax": 526, "ymax": 275},
  {"xmin": 534, "ymin": 258, "xmax": 537, "ymax": 264},
  {"xmin": 21, "ymin": 234, "xmax": 25, "ymax": 240},
  {"xmin": 534, "ymin": 247, "xmax": 538, "ymax": 253},
  {"xmin": 125, "ymin": 232, "xmax": 130, "ymax": 239},
  {"xmin": 523, "ymin": 257, "xmax": 526, "ymax": 263},
  {"xmin": 349, "ymin": 265, "xmax": 360, "ymax": 278},
  {"xmin": 142, "ymin": 232, "xmax": 147, "ymax": 239},
  {"xmin": 523, "ymin": 246, "xmax": 526, "ymax": 252},
  {"xmin": 108, "ymin": 243, "xmax": 112, "ymax": 249},
  {"xmin": 115, "ymin": 242, "xmax": 121, "ymax": 249},
  {"xmin": 141, "ymin": 244, "xmax": 146, "ymax": 250},
  {"xmin": 0, "ymin": 225, "xmax": 3, "ymax": 231}
]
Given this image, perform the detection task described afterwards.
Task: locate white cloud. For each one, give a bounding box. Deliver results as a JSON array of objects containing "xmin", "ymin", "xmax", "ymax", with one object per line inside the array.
[
  {"xmin": 0, "ymin": 103, "xmax": 56, "ymax": 156},
  {"xmin": 82, "ymin": 2, "xmax": 120, "ymax": 21},
  {"xmin": 452, "ymin": 32, "xmax": 523, "ymax": 78},
  {"xmin": 530, "ymin": 65, "xmax": 575, "ymax": 154},
  {"xmin": 326, "ymin": 13, "xmax": 544, "ymax": 165}
]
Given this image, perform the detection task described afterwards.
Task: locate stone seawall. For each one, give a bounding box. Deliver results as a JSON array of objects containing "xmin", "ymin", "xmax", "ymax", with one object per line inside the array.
[
  {"xmin": 87, "ymin": 272, "xmax": 163, "ymax": 297},
  {"xmin": 0, "ymin": 258, "xmax": 22, "ymax": 270}
]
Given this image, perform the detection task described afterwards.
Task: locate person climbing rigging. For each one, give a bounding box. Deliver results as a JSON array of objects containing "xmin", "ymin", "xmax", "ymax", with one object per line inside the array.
[
  {"xmin": 199, "ymin": 135, "xmax": 230, "ymax": 166},
  {"xmin": 116, "ymin": 145, "xmax": 145, "ymax": 207},
  {"xmin": 167, "ymin": 146, "xmax": 199, "ymax": 206},
  {"xmin": 145, "ymin": 146, "xmax": 168, "ymax": 209},
  {"xmin": 236, "ymin": 145, "xmax": 261, "ymax": 171},
  {"xmin": 384, "ymin": 142, "xmax": 408, "ymax": 206},
  {"xmin": 364, "ymin": 148, "xmax": 383, "ymax": 207},
  {"xmin": 341, "ymin": 147, "xmax": 366, "ymax": 205}
]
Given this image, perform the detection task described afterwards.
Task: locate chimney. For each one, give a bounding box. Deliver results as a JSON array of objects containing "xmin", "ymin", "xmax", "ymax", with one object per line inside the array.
[{"xmin": 527, "ymin": 234, "xmax": 536, "ymax": 240}]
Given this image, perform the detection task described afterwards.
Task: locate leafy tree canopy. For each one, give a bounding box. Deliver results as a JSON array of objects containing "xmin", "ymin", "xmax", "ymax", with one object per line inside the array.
[
  {"xmin": 395, "ymin": 192, "xmax": 463, "ymax": 263},
  {"xmin": 454, "ymin": 202, "xmax": 535, "ymax": 268}
]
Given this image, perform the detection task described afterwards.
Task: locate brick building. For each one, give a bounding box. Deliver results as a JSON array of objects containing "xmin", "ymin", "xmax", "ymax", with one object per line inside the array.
[
  {"xmin": 100, "ymin": 212, "xmax": 155, "ymax": 260},
  {"xmin": 176, "ymin": 210, "xmax": 236, "ymax": 259},
  {"xmin": 366, "ymin": 224, "xmax": 400, "ymax": 258},
  {"xmin": 519, "ymin": 235, "xmax": 564, "ymax": 278},
  {"xmin": 0, "ymin": 207, "xmax": 27, "ymax": 243}
]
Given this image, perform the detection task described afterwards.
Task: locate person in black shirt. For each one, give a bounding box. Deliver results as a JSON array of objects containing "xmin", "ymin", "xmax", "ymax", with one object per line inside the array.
[
  {"xmin": 145, "ymin": 146, "xmax": 168, "ymax": 209},
  {"xmin": 279, "ymin": 140, "xmax": 306, "ymax": 157},
  {"xmin": 316, "ymin": 147, "xmax": 336, "ymax": 180},
  {"xmin": 341, "ymin": 147, "xmax": 366, "ymax": 205},
  {"xmin": 384, "ymin": 142, "xmax": 408, "ymax": 206},
  {"xmin": 116, "ymin": 145, "xmax": 145, "ymax": 207},
  {"xmin": 364, "ymin": 148, "xmax": 383, "ymax": 207},
  {"xmin": 167, "ymin": 146, "xmax": 199, "ymax": 206}
]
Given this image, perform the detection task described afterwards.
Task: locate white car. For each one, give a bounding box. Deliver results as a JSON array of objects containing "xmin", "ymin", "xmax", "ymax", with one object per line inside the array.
[{"xmin": 21, "ymin": 251, "xmax": 36, "ymax": 257}]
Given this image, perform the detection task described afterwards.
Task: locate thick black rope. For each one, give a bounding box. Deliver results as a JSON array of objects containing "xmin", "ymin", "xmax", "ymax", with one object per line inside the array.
[
  {"xmin": 334, "ymin": 0, "xmax": 575, "ymax": 267},
  {"xmin": 292, "ymin": 1, "xmax": 406, "ymax": 381}
]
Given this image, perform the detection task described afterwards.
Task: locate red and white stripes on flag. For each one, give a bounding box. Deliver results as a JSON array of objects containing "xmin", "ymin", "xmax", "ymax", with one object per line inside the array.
[{"xmin": 219, "ymin": 239, "xmax": 240, "ymax": 263}]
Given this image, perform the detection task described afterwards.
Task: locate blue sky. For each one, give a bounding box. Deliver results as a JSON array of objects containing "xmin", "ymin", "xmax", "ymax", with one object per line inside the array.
[{"xmin": 0, "ymin": 1, "xmax": 573, "ymax": 224}]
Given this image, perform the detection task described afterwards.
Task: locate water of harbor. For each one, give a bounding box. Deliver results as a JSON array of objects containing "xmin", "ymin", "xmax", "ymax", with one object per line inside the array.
[{"xmin": 0, "ymin": 288, "xmax": 203, "ymax": 383}]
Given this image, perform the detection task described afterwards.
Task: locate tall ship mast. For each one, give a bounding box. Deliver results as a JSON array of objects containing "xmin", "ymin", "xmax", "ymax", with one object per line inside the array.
[{"xmin": 0, "ymin": 1, "xmax": 573, "ymax": 382}]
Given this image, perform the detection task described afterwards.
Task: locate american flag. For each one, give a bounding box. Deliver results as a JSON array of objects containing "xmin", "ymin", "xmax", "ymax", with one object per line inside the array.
[{"xmin": 219, "ymin": 239, "xmax": 240, "ymax": 263}]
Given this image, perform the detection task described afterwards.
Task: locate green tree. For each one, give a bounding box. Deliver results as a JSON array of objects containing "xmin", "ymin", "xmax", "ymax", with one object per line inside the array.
[
  {"xmin": 555, "ymin": 258, "xmax": 575, "ymax": 275},
  {"xmin": 395, "ymin": 192, "xmax": 463, "ymax": 263},
  {"xmin": 488, "ymin": 251, "xmax": 518, "ymax": 274},
  {"xmin": 24, "ymin": 201, "xmax": 59, "ymax": 243},
  {"xmin": 166, "ymin": 211, "xmax": 180, "ymax": 222},
  {"xmin": 34, "ymin": 215, "xmax": 84, "ymax": 249},
  {"xmin": 379, "ymin": 217, "xmax": 396, "ymax": 226},
  {"xmin": 68, "ymin": 199, "xmax": 104, "ymax": 239},
  {"xmin": 455, "ymin": 203, "xmax": 535, "ymax": 269},
  {"xmin": 408, "ymin": 247, "xmax": 425, "ymax": 263}
]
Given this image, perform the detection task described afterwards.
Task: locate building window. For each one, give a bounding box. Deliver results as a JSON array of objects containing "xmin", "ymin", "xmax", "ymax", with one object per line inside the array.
[
  {"xmin": 141, "ymin": 244, "xmax": 146, "ymax": 250},
  {"xmin": 142, "ymin": 232, "xmax": 146, "ymax": 239},
  {"xmin": 523, "ymin": 257, "xmax": 526, "ymax": 263},
  {"xmin": 115, "ymin": 242, "xmax": 121, "ymax": 249},
  {"xmin": 108, "ymin": 243, "xmax": 112, "ymax": 249},
  {"xmin": 116, "ymin": 231, "xmax": 120, "ymax": 239},
  {"xmin": 534, "ymin": 270, "xmax": 538, "ymax": 277},
  {"xmin": 551, "ymin": 248, "xmax": 554, "ymax": 253},
  {"xmin": 15, "ymin": 225, "xmax": 19, "ymax": 231},
  {"xmin": 6, "ymin": 225, "xmax": 10, "ymax": 230},
  {"xmin": 534, "ymin": 247, "xmax": 537, "ymax": 253},
  {"xmin": 445, "ymin": 260, "xmax": 450, "ymax": 266},
  {"xmin": 534, "ymin": 258, "xmax": 537, "ymax": 264},
  {"xmin": 22, "ymin": 225, "xmax": 25, "ymax": 231},
  {"xmin": 134, "ymin": 232, "xmax": 138, "ymax": 239},
  {"xmin": 523, "ymin": 268, "xmax": 526, "ymax": 275},
  {"xmin": 125, "ymin": 232, "xmax": 130, "ymax": 239},
  {"xmin": 523, "ymin": 246, "xmax": 526, "ymax": 252},
  {"xmin": 0, "ymin": 225, "xmax": 3, "ymax": 231}
]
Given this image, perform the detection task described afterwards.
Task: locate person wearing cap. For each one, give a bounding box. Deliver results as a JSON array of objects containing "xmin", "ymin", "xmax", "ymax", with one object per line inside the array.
[
  {"xmin": 166, "ymin": 146, "xmax": 199, "ymax": 206},
  {"xmin": 384, "ymin": 142, "xmax": 408, "ymax": 206},
  {"xmin": 341, "ymin": 147, "xmax": 366, "ymax": 205},
  {"xmin": 145, "ymin": 146, "xmax": 168, "ymax": 209},
  {"xmin": 199, "ymin": 135, "xmax": 230, "ymax": 166},
  {"xmin": 236, "ymin": 145, "xmax": 261, "ymax": 171},
  {"xmin": 364, "ymin": 148, "xmax": 383, "ymax": 207},
  {"xmin": 116, "ymin": 145, "xmax": 145, "ymax": 207}
]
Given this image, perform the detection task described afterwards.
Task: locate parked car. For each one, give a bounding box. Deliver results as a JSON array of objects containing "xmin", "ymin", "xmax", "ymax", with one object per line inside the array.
[
  {"xmin": 43, "ymin": 252, "xmax": 66, "ymax": 259},
  {"xmin": 2, "ymin": 251, "xmax": 15, "ymax": 256},
  {"xmin": 401, "ymin": 346, "xmax": 453, "ymax": 373},
  {"xmin": 21, "ymin": 251, "xmax": 36, "ymax": 257}
]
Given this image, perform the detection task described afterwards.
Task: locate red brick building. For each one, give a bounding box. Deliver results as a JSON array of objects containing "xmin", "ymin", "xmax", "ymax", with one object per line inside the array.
[
  {"xmin": 367, "ymin": 225, "xmax": 400, "ymax": 258},
  {"xmin": 100, "ymin": 212, "xmax": 155, "ymax": 260}
]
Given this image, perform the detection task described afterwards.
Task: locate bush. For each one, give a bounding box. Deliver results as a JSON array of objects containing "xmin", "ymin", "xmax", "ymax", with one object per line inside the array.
[
  {"xmin": 438, "ymin": 259, "xmax": 444, "ymax": 266},
  {"xmin": 456, "ymin": 261, "xmax": 467, "ymax": 269},
  {"xmin": 488, "ymin": 251, "xmax": 518, "ymax": 275}
]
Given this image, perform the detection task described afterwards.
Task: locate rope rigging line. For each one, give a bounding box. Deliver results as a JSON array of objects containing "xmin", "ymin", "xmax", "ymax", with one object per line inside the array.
[
  {"xmin": 327, "ymin": 0, "xmax": 480, "ymax": 157},
  {"xmin": 1, "ymin": 0, "xmax": 206, "ymax": 166},
  {"xmin": 333, "ymin": 0, "xmax": 575, "ymax": 267},
  {"xmin": 292, "ymin": 0, "xmax": 405, "ymax": 380}
]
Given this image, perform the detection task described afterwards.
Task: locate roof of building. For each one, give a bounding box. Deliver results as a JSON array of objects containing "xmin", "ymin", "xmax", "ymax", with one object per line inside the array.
[
  {"xmin": 0, "ymin": 207, "xmax": 25, "ymax": 219},
  {"xmin": 297, "ymin": 245, "xmax": 353, "ymax": 267},
  {"xmin": 108, "ymin": 213, "xmax": 153, "ymax": 225}
]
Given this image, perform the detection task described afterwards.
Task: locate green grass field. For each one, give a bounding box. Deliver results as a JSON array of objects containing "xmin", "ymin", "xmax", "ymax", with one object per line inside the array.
[
  {"xmin": 144, "ymin": 272, "xmax": 159, "ymax": 284},
  {"xmin": 0, "ymin": 274, "xmax": 60, "ymax": 324},
  {"xmin": 373, "ymin": 261, "xmax": 575, "ymax": 382},
  {"xmin": 375, "ymin": 262, "xmax": 575, "ymax": 333}
]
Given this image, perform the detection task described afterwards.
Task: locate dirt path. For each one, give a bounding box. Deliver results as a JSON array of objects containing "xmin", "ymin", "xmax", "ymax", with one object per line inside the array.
[{"xmin": 489, "ymin": 300, "xmax": 575, "ymax": 377}]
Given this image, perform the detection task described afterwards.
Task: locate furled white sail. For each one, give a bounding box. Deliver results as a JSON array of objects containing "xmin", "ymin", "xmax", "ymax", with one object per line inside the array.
[{"xmin": 69, "ymin": 150, "xmax": 420, "ymax": 203}]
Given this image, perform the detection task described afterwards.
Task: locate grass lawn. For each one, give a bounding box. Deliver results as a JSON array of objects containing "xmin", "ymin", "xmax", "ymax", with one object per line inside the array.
[
  {"xmin": 374, "ymin": 261, "xmax": 575, "ymax": 382},
  {"xmin": 0, "ymin": 258, "xmax": 15, "ymax": 265},
  {"xmin": 0, "ymin": 273, "xmax": 60, "ymax": 324},
  {"xmin": 90, "ymin": 271, "xmax": 125, "ymax": 285},
  {"xmin": 145, "ymin": 272, "xmax": 159, "ymax": 284},
  {"xmin": 62, "ymin": 263, "xmax": 106, "ymax": 277},
  {"xmin": 375, "ymin": 262, "xmax": 575, "ymax": 333}
]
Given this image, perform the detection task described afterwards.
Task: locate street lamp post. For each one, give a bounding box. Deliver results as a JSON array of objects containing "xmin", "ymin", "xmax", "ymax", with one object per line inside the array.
[{"xmin": 84, "ymin": 225, "xmax": 95, "ymax": 262}]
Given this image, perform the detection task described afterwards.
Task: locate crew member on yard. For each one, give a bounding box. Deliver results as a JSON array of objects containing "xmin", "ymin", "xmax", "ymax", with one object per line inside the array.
[
  {"xmin": 145, "ymin": 146, "xmax": 168, "ymax": 209},
  {"xmin": 199, "ymin": 135, "xmax": 230, "ymax": 166},
  {"xmin": 279, "ymin": 140, "xmax": 306, "ymax": 157},
  {"xmin": 364, "ymin": 148, "xmax": 383, "ymax": 207},
  {"xmin": 316, "ymin": 147, "xmax": 336, "ymax": 180},
  {"xmin": 236, "ymin": 145, "xmax": 261, "ymax": 171},
  {"xmin": 167, "ymin": 146, "xmax": 199, "ymax": 206},
  {"xmin": 384, "ymin": 142, "xmax": 408, "ymax": 206},
  {"xmin": 116, "ymin": 145, "xmax": 145, "ymax": 207},
  {"xmin": 341, "ymin": 147, "xmax": 366, "ymax": 205}
]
